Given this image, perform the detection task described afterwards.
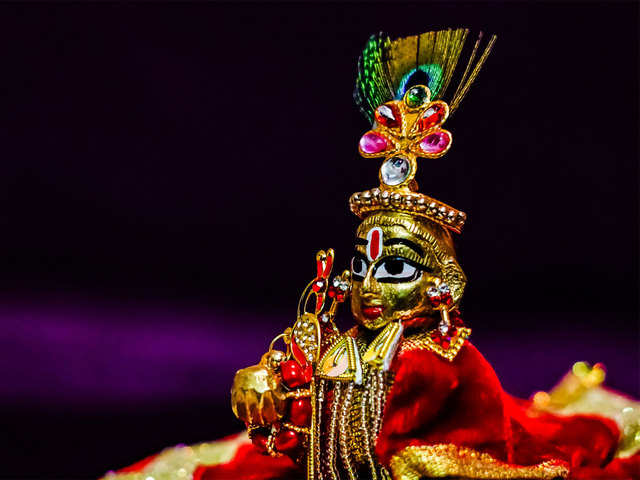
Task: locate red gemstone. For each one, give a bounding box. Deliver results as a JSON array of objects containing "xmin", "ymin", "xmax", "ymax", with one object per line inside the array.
[
  {"xmin": 429, "ymin": 295, "xmax": 442, "ymax": 308},
  {"xmin": 280, "ymin": 360, "xmax": 312, "ymax": 388},
  {"xmin": 374, "ymin": 103, "xmax": 401, "ymax": 128},
  {"xmin": 328, "ymin": 286, "xmax": 337, "ymax": 298},
  {"xmin": 431, "ymin": 332, "xmax": 442, "ymax": 344},
  {"xmin": 274, "ymin": 429, "xmax": 300, "ymax": 452},
  {"xmin": 417, "ymin": 104, "xmax": 445, "ymax": 131},
  {"xmin": 289, "ymin": 398, "xmax": 312, "ymax": 426},
  {"xmin": 451, "ymin": 311, "xmax": 464, "ymax": 327},
  {"xmin": 336, "ymin": 293, "xmax": 345, "ymax": 302},
  {"xmin": 441, "ymin": 339, "xmax": 451, "ymax": 349},
  {"xmin": 441, "ymin": 293, "xmax": 452, "ymax": 306},
  {"xmin": 359, "ymin": 132, "xmax": 388, "ymax": 154},
  {"xmin": 251, "ymin": 433, "xmax": 269, "ymax": 452}
]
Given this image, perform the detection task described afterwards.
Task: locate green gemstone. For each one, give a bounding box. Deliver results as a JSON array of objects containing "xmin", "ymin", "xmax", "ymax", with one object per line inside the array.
[{"xmin": 405, "ymin": 86, "xmax": 428, "ymax": 108}]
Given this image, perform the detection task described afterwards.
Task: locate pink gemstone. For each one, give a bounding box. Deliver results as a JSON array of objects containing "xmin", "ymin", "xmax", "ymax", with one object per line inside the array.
[
  {"xmin": 420, "ymin": 131, "xmax": 450, "ymax": 154},
  {"xmin": 359, "ymin": 132, "xmax": 388, "ymax": 154}
]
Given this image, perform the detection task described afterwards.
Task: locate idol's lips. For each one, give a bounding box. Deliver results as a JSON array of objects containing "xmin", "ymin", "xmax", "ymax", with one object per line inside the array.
[{"xmin": 362, "ymin": 306, "xmax": 384, "ymax": 319}]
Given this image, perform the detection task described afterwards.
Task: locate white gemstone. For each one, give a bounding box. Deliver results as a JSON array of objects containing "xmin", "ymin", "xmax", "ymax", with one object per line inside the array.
[
  {"xmin": 381, "ymin": 156, "xmax": 410, "ymax": 186},
  {"xmin": 439, "ymin": 322, "xmax": 449, "ymax": 335},
  {"xmin": 377, "ymin": 104, "xmax": 395, "ymax": 121},
  {"xmin": 423, "ymin": 106, "xmax": 437, "ymax": 118}
]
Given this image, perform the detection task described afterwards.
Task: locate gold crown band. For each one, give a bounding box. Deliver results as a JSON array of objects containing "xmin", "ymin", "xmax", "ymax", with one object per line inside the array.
[{"xmin": 349, "ymin": 187, "xmax": 467, "ymax": 234}]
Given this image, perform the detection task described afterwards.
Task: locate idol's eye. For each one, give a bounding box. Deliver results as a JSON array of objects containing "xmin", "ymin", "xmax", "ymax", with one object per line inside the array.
[
  {"xmin": 351, "ymin": 256, "xmax": 368, "ymax": 281},
  {"xmin": 373, "ymin": 257, "xmax": 421, "ymax": 283}
]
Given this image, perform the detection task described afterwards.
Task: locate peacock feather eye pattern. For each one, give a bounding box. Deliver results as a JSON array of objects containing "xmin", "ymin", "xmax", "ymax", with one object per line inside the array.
[
  {"xmin": 396, "ymin": 63, "xmax": 444, "ymax": 100},
  {"xmin": 353, "ymin": 28, "xmax": 496, "ymax": 124}
]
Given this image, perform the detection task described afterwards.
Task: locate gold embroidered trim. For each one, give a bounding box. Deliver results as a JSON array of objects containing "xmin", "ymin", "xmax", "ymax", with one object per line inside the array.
[
  {"xmin": 399, "ymin": 327, "xmax": 471, "ymax": 361},
  {"xmin": 389, "ymin": 444, "xmax": 569, "ymax": 479},
  {"xmin": 100, "ymin": 432, "xmax": 250, "ymax": 480}
]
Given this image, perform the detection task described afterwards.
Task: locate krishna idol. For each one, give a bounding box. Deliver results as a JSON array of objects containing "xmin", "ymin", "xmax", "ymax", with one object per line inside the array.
[{"xmin": 102, "ymin": 29, "xmax": 639, "ymax": 480}]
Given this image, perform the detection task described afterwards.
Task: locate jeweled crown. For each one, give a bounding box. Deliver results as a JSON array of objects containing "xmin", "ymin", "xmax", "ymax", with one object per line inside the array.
[{"xmin": 350, "ymin": 29, "xmax": 496, "ymax": 233}]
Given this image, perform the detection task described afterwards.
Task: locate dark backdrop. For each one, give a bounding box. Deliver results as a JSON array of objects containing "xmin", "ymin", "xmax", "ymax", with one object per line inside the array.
[{"xmin": 0, "ymin": 3, "xmax": 637, "ymax": 479}]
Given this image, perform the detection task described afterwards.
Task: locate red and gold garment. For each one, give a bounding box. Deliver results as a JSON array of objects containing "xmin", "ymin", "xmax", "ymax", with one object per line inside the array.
[
  {"xmin": 102, "ymin": 329, "xmax": 639, "ymax": 480},
  {"xmin": 100, "ymin": 26, "xmax": 638, "ymax": 480}
]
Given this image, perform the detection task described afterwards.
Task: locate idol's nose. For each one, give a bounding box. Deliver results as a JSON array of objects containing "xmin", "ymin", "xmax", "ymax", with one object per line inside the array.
[{"xmin": 361, "ymin": 265, "xmax": 380, "ymax": 293}]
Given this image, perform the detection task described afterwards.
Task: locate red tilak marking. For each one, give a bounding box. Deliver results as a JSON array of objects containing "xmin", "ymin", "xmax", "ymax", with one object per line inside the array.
[
  {"xmin": 370, "ymin": 229, "xmax": 381, "ymax": 259},
  {"xmin": 367, "ymin": 227, "xmax": 382, "ymax": 261}
]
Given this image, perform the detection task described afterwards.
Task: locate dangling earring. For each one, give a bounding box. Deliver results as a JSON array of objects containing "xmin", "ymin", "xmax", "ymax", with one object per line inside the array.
[
  {"xmin": 426, "ymin": 282, "xmax": 470, "ymax": 351},
  {"xmin": 427, "ymin": 283, "xmax": 453, "ymax": 335}
]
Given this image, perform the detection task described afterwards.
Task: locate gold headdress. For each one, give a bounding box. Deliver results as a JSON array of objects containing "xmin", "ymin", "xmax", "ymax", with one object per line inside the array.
[{"xmin": 350, "ymin": 29, "xmax": 496, "ymax": 233}]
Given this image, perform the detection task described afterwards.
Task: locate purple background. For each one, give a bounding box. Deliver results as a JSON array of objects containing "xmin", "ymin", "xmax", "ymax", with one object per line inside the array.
[{"xmin": 0, "ymin": 3, "xmax": 637, "ymax": 479}]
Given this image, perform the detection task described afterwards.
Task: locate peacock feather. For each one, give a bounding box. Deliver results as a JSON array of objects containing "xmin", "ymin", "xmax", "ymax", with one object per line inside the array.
[{"xmin": 354, "ymin": 28, "xmax": 496, "ymax": 123}]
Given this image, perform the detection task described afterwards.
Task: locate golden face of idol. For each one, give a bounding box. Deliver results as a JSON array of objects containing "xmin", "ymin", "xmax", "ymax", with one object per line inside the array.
[{"xmin": 350, "ymin": 212, "xmax": 466, "ymax": 331}]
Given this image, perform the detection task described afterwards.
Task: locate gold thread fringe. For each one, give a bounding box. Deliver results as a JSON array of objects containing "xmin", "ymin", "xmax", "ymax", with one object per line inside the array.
[
  {"xmin": 338, "ymin": 382, "xmax": 357, "ymax": 480},
  {"xmin": 314, "ymin": 379, "xmax": 325, "ymax": 480},
  {"xmin": 373, "ymin": 370, "xmax": 386, "ymax": 439},
  {"xmin": 360, "ymin": 373, "xmax": 378, "ymax": 480},
  {"xmin": 326, "ymin": 382, "xmax": 342, "ymax": 480}
]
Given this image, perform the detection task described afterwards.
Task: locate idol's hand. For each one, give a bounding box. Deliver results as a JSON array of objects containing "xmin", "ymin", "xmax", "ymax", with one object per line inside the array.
[{"xmin": 230, "ymin": 350, "xmax": 287, "ymax": 426}]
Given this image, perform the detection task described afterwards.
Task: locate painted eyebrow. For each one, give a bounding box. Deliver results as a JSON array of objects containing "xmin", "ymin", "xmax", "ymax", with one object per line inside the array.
[{"xmin": 384, "ymin": 238, "xmax": 424, "ymax": 257}]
